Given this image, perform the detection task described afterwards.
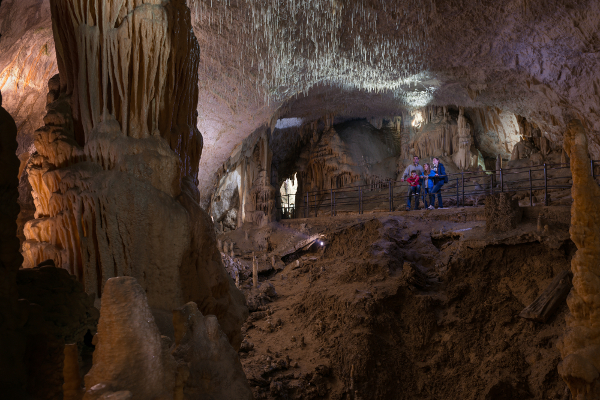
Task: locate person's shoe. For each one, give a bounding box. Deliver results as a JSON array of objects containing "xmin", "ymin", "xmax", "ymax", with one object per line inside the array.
[
  {"xmin": 405, "ymin": 207, "xmax": 411, "ymax": 211},
  {"xmin": 438, "ymin": 206, "xmax": 446, "ymax": 209},
  {"xmin": 428, "ymin": 205, "xmax": 434, "ymax": 210}
]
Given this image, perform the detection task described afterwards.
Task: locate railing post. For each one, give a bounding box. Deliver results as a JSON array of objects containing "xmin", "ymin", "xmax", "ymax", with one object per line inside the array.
[
  {"xmin": 544, "ymin": 163, "xmax": 548, "ymax": 206},
  {"xmin": 333, "ymin": 190, "xmax": 336, "ymax": 216},
  {"xmin": 305, "ymin": 192, "xmax": 309, "ymax": 218},
  {"xmin": 456, "ymin": 177, "xmax": 459, "ymax": 207},
  {"xmin": 359, "ymin": 187, "xmax": 363, "ymax": 214},
  {"xmin": 591, "ymin": 160, "xmax": 595, "ymax": 178},
  {"xmin": 461, "ymin": 173, "xmax": 465, "ymax": 207},
  {"xmin": 500, "ymin": 168, "xmax": 504, "ymax": 192},
  {"xmin": 491, "ymin": 173, "xmax": 494, "ymax": 195},
  {"xmin": 389, "ymin": 180, "xmax": 393, "ymax": 212},
  {"xmin": 314, "ymin": 192, "xmax": 318, "ymax": 217},
  {"xmin": 330, "ymin": 188, "xmax": 333, "ymax": 216},
  {"xmin": 529, "ymin": 169, "xmax": 533, "ymax": 207}
]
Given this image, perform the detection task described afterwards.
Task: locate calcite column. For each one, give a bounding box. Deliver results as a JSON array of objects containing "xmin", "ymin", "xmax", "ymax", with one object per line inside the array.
[
  {"xmin": 452, "ymin": 107, "xmax": 472, "ymax": 170},
  {"xmin": 22, "ymin": 0, "xmax": 246, "ymax": 347},
  {"xmin": 558, "ymin": 119, "xmax": 600, "ymax": 399}
]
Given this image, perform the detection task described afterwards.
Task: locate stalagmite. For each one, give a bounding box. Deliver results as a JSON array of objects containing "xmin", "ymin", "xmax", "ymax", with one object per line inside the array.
[
  {"xmin": 558, "ymin": 119, "xmax": 600, "ymax": 399},
  {"xmin": 82, "ymin": 277, "xmax": 175, "ymax": 400},
  {"xmin": 22, "ymin": 0, "xmax": 247, "ymax": 349},
  {"xmin": 63, "ymin": 344, "xmax": 83, "ymax": 400},
  {"xmin": 452, "ymin": 107, "xmax": 473, "ymax": 170}
]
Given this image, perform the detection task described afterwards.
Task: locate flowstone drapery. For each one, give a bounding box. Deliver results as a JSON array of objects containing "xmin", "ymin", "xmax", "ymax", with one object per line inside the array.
[
  {"xmin": 21, "ymin": 0, "xmax": 246, "ymax": 348},
  {"xmin": 558, "ymin": 119, "xmax": 600, "ymax": 399}
]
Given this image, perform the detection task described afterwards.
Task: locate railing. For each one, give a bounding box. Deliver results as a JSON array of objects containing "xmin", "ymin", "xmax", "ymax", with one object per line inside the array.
[{"xmin": 276, "ymin": 160, "xmax": 599, "ymax": 219}]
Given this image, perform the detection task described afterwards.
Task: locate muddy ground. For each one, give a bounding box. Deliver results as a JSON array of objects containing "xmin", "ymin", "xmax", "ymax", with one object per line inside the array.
[{"xmin": 218, "ymin": 206, "xmax": 574, "ymax": 400}]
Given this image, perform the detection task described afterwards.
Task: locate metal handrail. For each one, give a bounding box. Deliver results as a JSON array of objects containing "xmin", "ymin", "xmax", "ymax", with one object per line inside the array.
[{"xmin": 276, "ymin": 159, "xmax": 593, "ymax": 219}]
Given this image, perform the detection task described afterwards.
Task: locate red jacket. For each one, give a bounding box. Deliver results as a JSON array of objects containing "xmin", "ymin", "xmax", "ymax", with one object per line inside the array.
[{"xmin": 407, "ymin": 175, "xmax": 420, "ymax": 187}]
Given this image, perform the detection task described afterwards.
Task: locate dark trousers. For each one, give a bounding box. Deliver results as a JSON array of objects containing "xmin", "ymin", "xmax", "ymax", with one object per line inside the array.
[
  {"xmin": 430, "ymin": 182, "xmax": 444, "ymax": 207},
  {"xmin": 422, "ymin": 187, "xmax": 431, "ymax": 207},
  {"xmin": 407, "ymin": 185, "xmax": 420, "ymax": 209}
]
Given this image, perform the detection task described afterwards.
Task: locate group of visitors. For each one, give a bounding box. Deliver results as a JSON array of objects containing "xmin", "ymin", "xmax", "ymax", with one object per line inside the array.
[{"xmin": 400, "ymin": 156, "xmax": 448, "ymax": 210}]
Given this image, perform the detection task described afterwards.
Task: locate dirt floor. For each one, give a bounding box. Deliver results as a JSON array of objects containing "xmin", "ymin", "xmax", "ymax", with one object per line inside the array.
[{"xmin": 218, "ymin": 206, "xmax": 575, "ymax": 400}]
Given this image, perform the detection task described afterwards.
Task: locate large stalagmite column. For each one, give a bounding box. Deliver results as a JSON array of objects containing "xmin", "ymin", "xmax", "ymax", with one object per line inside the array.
[
  {"xmin": 558, "ymin": 119, "xmax": 600, "ymax": 399},
  {"xmin": 22, "ymin": 0, "xmax": 246, "ymax": 348}
]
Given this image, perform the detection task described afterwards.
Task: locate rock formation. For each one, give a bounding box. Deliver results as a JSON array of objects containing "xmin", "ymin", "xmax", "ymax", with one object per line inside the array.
[
  {"xmin": 19, "ymin": 0, "xmax": 246, "ymax": 348},
  {"xmin": 172, "ymin": 302, "xmax": 253, "ymax": 400},
  {"xmin": 16, "ymin": 264, "xmax": 99, "ymax": 347},
  {"xmin": 452, "ymin": 107, "xmax": 475, "ymax": 170},
  {"xmin": 211, "ymin": 131, "xmax": 278, "ymax": 229},
  {"xmin": 83, "ymin": 276, "xmax": 176, "ymax": 400},
  {"xmin": 84, "ymin": 276, "xmax": 251, "ymax": 400},
  {"xmin": 0, "ymin": 89, "xmax": 28, "ymax": 396},
  {"xmin": 558, "ymin": 119, "xmax": 600, "ymax": 399}
]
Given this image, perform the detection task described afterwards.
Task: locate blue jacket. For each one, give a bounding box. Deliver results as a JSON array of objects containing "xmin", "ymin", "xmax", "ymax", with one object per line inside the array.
[
  {"xmin": 432, "ymin": 163, "xmax": 448, "ymax": 184},
  {"xmin": 422, "ymin": 171, "xmax": 436, "ymax": 189}
]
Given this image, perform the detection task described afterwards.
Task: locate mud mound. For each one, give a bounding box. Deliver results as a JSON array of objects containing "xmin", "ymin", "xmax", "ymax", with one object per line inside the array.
[{"xmin": 237, "ymin": 214, "xmax": 574, "ymax": 400}]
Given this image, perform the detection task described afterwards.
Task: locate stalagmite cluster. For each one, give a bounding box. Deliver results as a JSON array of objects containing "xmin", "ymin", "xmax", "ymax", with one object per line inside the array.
[
  {"xmin": 20, "ymin": 0, "xmax": 246, "ymax": 348},
  {"xmin": 84, "ymin": 277, "xmax": 251, "ymax": 400},
  {"xmin": 558, "ymin": 119, "xmax": 600, "ymax": 399},
  {"xmin": 211, "ymin": 132, "xmax": 277, "ymax": 229}
]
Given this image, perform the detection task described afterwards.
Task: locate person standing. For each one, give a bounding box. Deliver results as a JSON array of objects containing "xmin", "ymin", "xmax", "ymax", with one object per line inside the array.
[
  {"xmin": 422, "ymin": 163, "xmax": 435, "ymax": 209},
  {"xmin": 401, "ymin": 156, "xmax": 425, "ymax": 210},
  {"xmin": 430, "ymin": 157, "xmax": 448, "ymax": 209}
]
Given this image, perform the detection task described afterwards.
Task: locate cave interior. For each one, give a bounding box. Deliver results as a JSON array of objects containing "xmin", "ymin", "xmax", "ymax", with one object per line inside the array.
[{"xmin": 1, "ymin": 0, "xmax": 600, "ymax": 399}]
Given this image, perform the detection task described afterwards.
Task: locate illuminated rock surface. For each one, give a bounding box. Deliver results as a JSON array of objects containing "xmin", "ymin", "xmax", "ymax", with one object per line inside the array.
[
  {"xmin": 17, "ymin": 0, "xmax": 246, "ymax": 349},
  {"xmin": 558, "ymin": 119, "xmax": 600, "ymax": 399}
]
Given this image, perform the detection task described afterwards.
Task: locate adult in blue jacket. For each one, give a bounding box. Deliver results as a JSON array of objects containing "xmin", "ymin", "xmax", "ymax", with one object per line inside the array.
[{"xmin": 430, "ymin": 157, "xmax": 448, "ymax": 209}]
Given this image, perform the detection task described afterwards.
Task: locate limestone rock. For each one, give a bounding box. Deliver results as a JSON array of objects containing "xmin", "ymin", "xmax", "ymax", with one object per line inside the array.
[
  {"xmin": 0, "ymin": 90, "xmax": 28, "ymax": 397},
  {"xmin": 172, "ymin": 302, "xmax": 253, "ymax": 400},
  {"xmin": 17, "ymin": 265, "xmax": 99, "ymax": 346},
  {"xmin": 557, "ymin": 120, "xmax": 600, "ymax": 399},
  {"xmin": 63, "ymin": 344, "xmax": 84, "ymax": 400},
  {"xmin": 83, "ymin": 277, "xmax": 176, "ymax": 400},
  {"xmin": 20, "ymin": 0, "xmax": 247, "ymax": 350}
]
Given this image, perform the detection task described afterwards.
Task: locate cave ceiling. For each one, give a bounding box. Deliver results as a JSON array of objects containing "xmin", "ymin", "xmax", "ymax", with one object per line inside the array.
[{"xmin": 1, "ymin": 0, "xmax": 600, "ymax": 199}]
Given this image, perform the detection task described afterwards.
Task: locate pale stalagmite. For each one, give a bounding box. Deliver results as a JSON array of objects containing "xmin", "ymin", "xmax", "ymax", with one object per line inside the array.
[
  {"xmin": 557, "ymin": 119, "xmax": 600, "ymax": 399},
  {"xmin": 83, "ymin": 277, "xmax": 176, "ymax": 400},
  {"xmin": 22, "ymin": 0, "xmax": 247, "ymax": 347}
]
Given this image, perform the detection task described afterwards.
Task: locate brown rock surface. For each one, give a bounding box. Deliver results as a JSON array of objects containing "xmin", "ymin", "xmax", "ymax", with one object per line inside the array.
[
  {"xmin": 83, "ymin": 277, "xmax": 176, "ymax": 400},
  {"xmin": 172, "ymin": 302, "xmax": 252, "ymax": 400},
  {"xmin": 557, "ymin": 119, "xmax": 600, "ymax": 399}
]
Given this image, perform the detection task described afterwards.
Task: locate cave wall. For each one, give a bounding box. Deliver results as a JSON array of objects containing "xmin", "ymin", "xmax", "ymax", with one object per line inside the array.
[{"xmin": 4, "ymin": 1, "xmax": 600, "ymax": 206}]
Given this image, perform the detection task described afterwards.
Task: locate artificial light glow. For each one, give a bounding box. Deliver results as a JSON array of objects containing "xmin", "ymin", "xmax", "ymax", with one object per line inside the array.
[
  {"xmin": 275, "ymin": 118, "xmax": 304, "ymax": 129},
  {"xmin": 411, "ymin": 111, "xmax": 424, "ymax": 128}
]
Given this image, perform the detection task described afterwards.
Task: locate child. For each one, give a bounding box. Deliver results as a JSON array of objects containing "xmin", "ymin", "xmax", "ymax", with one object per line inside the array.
[
  {"xmin": 406, "ymin": 170, "xmax": 421, "ymax": 210},
  {"xmin": 421, "ymin": 163, "xmax": 435, "ymax": 209}
]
